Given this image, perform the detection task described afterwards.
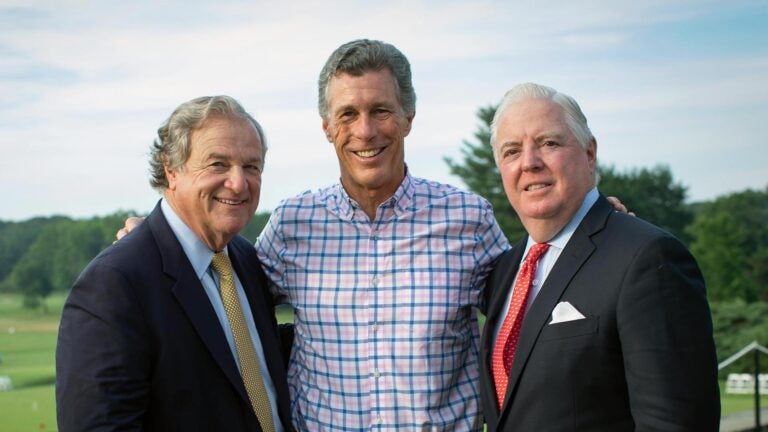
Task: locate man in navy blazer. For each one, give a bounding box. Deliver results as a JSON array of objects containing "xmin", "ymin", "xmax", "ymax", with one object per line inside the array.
[
  {"xmin": 56, "ymin": 96, "xmax": 291, "ymax": 431},
  {"xmin": 479, "ymin": 83, "xmax": 720, "ymax": 431}
]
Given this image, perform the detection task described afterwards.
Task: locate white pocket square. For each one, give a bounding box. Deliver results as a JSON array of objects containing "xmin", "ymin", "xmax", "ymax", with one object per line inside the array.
[{"xmin": 550, "ymin": 301, "xmax": 586, "ymax": 324}]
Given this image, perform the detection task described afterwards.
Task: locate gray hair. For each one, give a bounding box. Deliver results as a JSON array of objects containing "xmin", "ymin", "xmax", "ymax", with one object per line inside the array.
[
  {"xmin": 149, "ymin": 95, "xmax": 267, "ymax": 192},
  {"xmin": 318, "ymin": 39, "xmax": 416, "ymax": 120},
  {"xmin": 490, "ymin": 82, "xmax": 593, "ymax": 153}
]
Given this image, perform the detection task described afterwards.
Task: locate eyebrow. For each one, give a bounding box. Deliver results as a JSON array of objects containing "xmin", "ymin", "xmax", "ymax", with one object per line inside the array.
[
  {"xmin": 535, "ymin": 131, "xmax": 567, "ymax": 142},
  {"xmin": 204, "ymin": 152, "xmax": 263, "ymax": 165}
]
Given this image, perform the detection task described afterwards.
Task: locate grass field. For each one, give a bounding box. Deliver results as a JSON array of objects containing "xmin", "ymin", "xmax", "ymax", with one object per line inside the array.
[
  {"xmin": 0, "ymin": 292, "xmax": 766, "ymax": 431},
  {"xmin": 0, "ymin": 293, "xmax": 62, "ymax": 432}
]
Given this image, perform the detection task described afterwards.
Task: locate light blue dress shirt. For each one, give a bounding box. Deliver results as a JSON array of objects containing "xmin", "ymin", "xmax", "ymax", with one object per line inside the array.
[{"xmin": 161, "ymin": 200, "xmax": 283, "ymax": 432}]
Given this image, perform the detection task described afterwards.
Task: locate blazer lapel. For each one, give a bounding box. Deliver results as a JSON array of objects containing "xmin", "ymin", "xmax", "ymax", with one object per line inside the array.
[
  {"xmin": 500, "ymin": 196, "xmax": 612, "ymax": 415},
  {"xmin": 147, "ymin": 207, "xmax": 249, "ymax": 404}
]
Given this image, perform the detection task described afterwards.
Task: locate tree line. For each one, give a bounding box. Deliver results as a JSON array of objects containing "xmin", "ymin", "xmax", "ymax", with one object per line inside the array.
[{"xmin": 1, "ymin": 107, "xmax": 766, "ymax": 372}]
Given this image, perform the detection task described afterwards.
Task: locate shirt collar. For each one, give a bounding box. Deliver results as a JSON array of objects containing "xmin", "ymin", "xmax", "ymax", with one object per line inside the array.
[
  {"xmin": 328, "ymin": 165, "xmax": 414, "ymax": 220},
  {"xmin": 161, "ymin": 199, "xmax": 219, "ymax": 280},
  {"xmin": 524, "ymin": 187, "xmax": 599, "ymax": 253}
]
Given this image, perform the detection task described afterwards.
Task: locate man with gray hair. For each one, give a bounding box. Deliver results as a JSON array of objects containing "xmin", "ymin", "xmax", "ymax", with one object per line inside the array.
[
  {"xmin": 57, "ymin": 96, "xmax": 292, "ymax": 431},
  {"xmin": 478, "ymin": 83, "xmax": 720, "ymax": 431},
  {"xmin": 254, "ymin": 39, "xmax": 509, "ymax": 430}
]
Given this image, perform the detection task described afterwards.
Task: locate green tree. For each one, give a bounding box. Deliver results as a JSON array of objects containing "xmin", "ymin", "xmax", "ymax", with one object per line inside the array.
[
  {"xmin": 711, "ymin": 299, "xmax": 768, "ymax": 373},
  {"xmin": 597, "ymin": 165, "xmax": 693, "ymax": 243},
  {"xmin": 688, "ymin": 188, "xmax": 768, "ymax": 302},
  {"xmin": 444, "ymin": 105, "xmax": 525, "ymax": 241},
  {"xmin": 5, "ymin": 212, "xmax": 136, "ymax": 310},
  {"xmin": 240, "ymin": 212, "xmax": 272, "ymax": 243},
  {"xmin": 0, "ymin": 216, "xmax": 68, "ymax": 289}
]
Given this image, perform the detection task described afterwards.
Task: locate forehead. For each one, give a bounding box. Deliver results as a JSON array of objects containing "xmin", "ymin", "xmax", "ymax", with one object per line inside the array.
[
  {"xmin": 500, "ymin": 98, "xmax": 567, "ymax": 128},
  {"xmin": 499, "ymin": 98, "xmax": 567, "ymax": 133},
  {"xmin": 189, "ymin": 116, "xmax": 262, "ymax": 155},
  {"xmin": 326, "ymin": 69, "xmax": 399, "ymax": 108}
]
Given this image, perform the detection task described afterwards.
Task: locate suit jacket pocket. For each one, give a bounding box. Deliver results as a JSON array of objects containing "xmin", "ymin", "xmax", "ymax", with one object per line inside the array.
[{"xmin": 539, "ymin": 317, "xmax": 599, "ymax": 341}]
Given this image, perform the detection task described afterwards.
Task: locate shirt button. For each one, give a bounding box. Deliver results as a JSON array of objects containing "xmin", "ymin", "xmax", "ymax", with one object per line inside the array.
[
  {"xmin": 376, "ymin": 416, "xmax": 383, "ymax": 425},
  {"xmin": 372, "ymin": 323, "xmax": 379, "ymax": 332},
  {"xmin": 372, "ymin": 277, "xmax": 379, "ymax": 287},
  {"xmin": 373, "ymin": 369, "xmax": 381, "ymax": 378}
]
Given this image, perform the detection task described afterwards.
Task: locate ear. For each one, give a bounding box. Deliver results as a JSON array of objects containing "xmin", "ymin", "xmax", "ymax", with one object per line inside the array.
[
  {"xmin": 402, "ymin": 111, "xmax": 415, "ymax": 137},
  {"xmin": 322, "ymin": 118, "xmax": 333, "ymax": 143},
  {"xmin": 165, "ymin": 165, "xmax": 178, "ymax": 191},
  {"xmin": 586, "ymin": 137, "xmax": 597, "ymax": 171}
]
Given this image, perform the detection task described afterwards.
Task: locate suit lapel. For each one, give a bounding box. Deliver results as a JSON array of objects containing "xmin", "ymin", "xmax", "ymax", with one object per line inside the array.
[
  {"xmin": 147, "ymin": 207, "xmax": 250, "ymax": 404},
  {"xmin": 500, "ymin": 196, "xmax": 613, "ymax": 415}
]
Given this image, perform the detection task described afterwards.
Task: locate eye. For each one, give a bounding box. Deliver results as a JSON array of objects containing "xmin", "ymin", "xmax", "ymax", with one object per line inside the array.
[
  {"xmin": 245, "ymin": 164, "xmax": 262, "ymax": 174},
  {"xmin": 543, "ymin": 140, "xmax": 560, "ymax": 147},
  {"xmin": 374, "ymin": 107, "xmax": 395, "ymax": 119},
  {"xmin": 501, "ymin": 146, "xmax": 520, "ymax": 159},
  {"xmin": 207, "ymin": 161, "xmax": 228, "ymax": 173}
]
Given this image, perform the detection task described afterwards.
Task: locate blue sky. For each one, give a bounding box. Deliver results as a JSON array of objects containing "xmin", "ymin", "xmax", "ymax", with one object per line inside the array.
[{"xmin": 1, "ymin": 0, "xmax": 766, "ymax": 221}]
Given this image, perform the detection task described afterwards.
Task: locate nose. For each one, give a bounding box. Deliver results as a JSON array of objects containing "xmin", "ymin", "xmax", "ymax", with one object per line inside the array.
[
  {"xmin": 352, "ymin": 113, "xmax": 376, "ymax": 141},
  {"xmin": 225, "ymin": 166, "xmax": 248, "ymax": 194},
  {"xmin": 521, "ymin": 144, "xmax": 542, "ymax": 172}
]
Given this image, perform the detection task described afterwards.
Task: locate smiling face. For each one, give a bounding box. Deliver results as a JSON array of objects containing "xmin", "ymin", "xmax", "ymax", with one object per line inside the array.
[
  {"xmin": 322, "ymin": 69, "xmax": 414, "ymax": 209},
  {"xmin": 164, "ymin": 115, "xmax": 263, "ymax": 251},
  {"xmin": 495, "ymin": 98, "xmax": 596, "ymax": 241}
]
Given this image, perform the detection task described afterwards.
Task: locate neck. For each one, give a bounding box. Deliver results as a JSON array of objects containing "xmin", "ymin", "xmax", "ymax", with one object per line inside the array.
[
  {"xmin": 349, "ymin": 188, "xmax": 390, "ymax": 221},
  {"xmin": 163, "ymin": 193, "xmax": 230, "ymax": 252},
  {"xmin": 342, "ymin": 176, "xmax": 404, "ymax": 222},
  {"xmin": 523, "ymin": 219, "xmax": 569, "ymax": 243}
]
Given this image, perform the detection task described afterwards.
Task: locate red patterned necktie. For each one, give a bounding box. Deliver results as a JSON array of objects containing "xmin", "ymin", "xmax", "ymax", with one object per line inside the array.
[{"xmin": 492, "ymin": 242, "xmax": 550, "ymax": 408}]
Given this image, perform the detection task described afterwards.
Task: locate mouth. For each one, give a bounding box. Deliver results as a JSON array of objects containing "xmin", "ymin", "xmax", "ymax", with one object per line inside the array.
[
  {"xmin": 214, "ymin": 197, "xmax": 247, "ymax": 206},
  {"xmin": 525, "ymin": 183, "xmax": 551, "ymax": 192},
  {"xmin": 353, "ymin": 147, "xmax": 385, "ymax": 158}
]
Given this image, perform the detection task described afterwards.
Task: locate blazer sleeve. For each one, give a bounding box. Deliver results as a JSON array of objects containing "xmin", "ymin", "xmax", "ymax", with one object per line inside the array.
[
  {"xmin": 56, "ymin": 262, "xmax": 153, "ymax": 431},
  {"xmin": 617, "ymin": 233, "xmax": 720, "ymax": 431}
]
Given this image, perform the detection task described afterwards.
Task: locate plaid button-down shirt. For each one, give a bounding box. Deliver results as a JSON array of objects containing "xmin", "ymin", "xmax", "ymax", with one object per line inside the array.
[{"xmin": 256, "ymin": 172, "xmax": 509, "ymax": 431}]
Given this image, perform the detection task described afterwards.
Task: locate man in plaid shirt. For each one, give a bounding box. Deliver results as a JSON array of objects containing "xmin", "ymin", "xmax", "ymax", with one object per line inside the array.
[
  {"xmin": 255, "ymin": 39, "xmax": 509, "ymax": 431},
  {"xmin": 115, "ymin": 39, "xmax": 629, "ymax": 431}
]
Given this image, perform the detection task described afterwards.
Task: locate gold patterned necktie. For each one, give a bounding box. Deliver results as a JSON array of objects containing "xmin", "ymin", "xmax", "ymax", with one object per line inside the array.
[{"xmin": 211, "ymin": 252, "xmax": 276, "ymax": 432}]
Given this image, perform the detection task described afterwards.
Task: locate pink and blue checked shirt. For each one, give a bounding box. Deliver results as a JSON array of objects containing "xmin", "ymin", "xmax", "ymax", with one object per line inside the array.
[{"xmin": 255, "ymin": 171, "xmax": 509, "ymax": 431}]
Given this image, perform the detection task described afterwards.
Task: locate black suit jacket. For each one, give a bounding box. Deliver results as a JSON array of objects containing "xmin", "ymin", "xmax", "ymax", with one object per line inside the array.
[
  {"xmin": 480, "ymin": 195, "xmax": 720, "ymax": 431},
  {"xmin": 56, "ymin": 203, "xmax": 291, "ymax": 431}
]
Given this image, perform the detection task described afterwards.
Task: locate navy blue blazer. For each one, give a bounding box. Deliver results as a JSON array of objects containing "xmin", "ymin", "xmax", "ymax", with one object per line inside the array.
[
  {"xmin": 56, "ymin": 202, "xmax": 291, "ymax": 431},
  {"xmin": 479, "ymin": 195, "xmax": 720, "ymax": 431}
]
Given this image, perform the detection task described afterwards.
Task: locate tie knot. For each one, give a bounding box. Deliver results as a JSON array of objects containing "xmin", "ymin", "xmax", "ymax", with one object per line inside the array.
[
  {"xmin": 527, "ymin": 243, "xmax": 550, "ymax": 263},
  {"xmin": 211, "ymin": 252, "xmax": 233, "ymax": 278}
]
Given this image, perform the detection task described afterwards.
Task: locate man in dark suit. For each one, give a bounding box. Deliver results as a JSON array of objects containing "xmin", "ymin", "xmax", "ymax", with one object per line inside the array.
[
  {"xmin": 479, "ymin": 83, "xmax": 720, "ymax": 431},
  {"xmin": 56, "ymin": 96, "xmax": 291, "ymax": 431}
]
